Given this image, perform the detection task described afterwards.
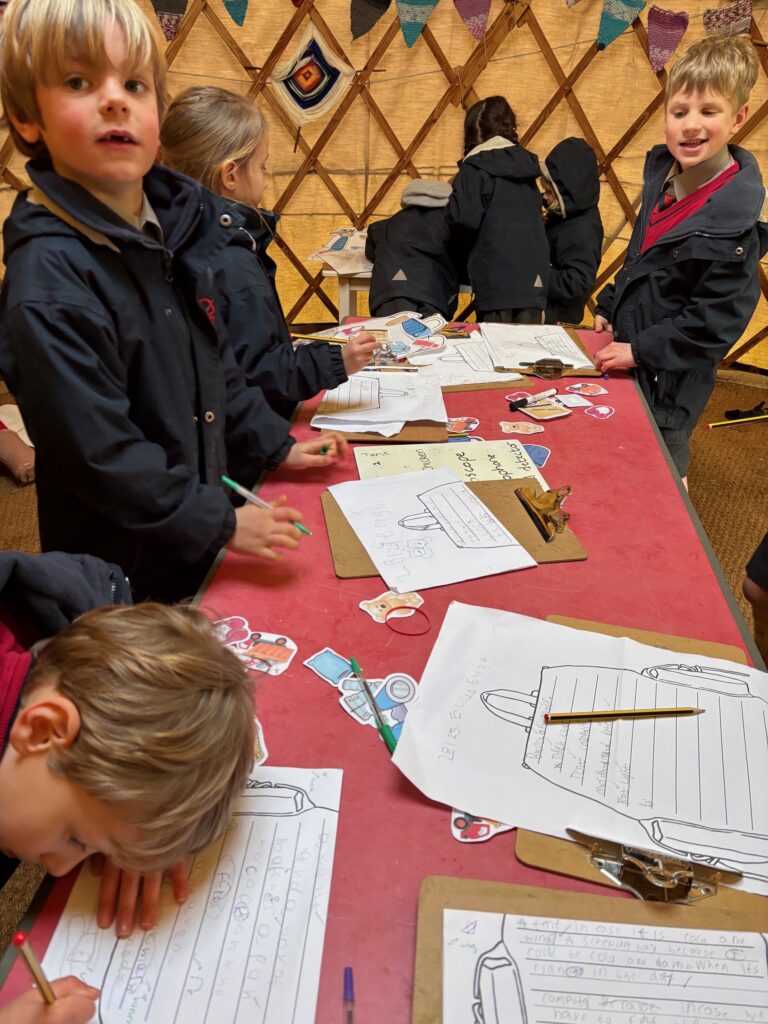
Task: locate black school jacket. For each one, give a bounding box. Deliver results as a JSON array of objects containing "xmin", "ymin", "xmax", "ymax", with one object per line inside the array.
[
  {"xmin": 543, "ymin": 138, "xmax": 604, "ymax": 325},
  {"xmin": 0, "ymin": 161, "xmax": 295, "ymax": 601},
  {"xmin": 214, "ymin": 204, "xmax": 347, "ymax": 420},
  {"xmin": 365, "ymin": 203, "xmax": 460, "ymax": 320},
  {"xmin": 596, "ymin": 144, "xmax": 768, "ymax": 431},
  {"xmin": 447, "ymin": 137, "xmax": 549, "ymax": 312}
]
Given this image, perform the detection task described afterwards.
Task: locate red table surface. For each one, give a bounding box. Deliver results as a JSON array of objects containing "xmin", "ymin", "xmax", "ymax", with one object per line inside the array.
[{"xmin": 0, "ymin": 331, "xmax": 755, "ymax": 1021}]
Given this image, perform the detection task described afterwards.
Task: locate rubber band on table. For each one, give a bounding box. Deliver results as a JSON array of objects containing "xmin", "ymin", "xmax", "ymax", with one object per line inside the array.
[{"xmin": 384, "ymin": 604, "xmax": 431, "ymax": 635}]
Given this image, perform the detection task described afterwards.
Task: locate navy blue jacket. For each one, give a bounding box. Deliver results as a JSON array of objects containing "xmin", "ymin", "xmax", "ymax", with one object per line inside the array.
[
  {"xmin": 447, "ymin": 138, "xmax": 549, "ymax": 313},
  {"xmin": 543, "ymin": 138, "xmax": 604, "ymax": 325},
  {"xmin": 596, "ymin": 144, "xmax": 768, "ymax": 431},
  {"xmin": 214, "ymin": 204, "xmax": 347, "ymax": 421},
  {"xmin": 0, "ymin": 161, "xmax": 295, "ymax": 601}
]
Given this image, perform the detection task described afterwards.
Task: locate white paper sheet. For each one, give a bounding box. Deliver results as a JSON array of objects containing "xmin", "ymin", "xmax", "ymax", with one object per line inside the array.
[
  {"xmin": 443, "ymin": 910, "xmax": 768, "ymax": 1024},
  {"xmin": 42, "ymin": 767, "xmax": 342, "ymax": 1023},
  {"xmin": 311, "ymin": 367, "xmax": 446, "ymax": 436},
  {"xmin": 393, "ymin": 602, "xmax": 768, "ymax": 895},
  {"xmin": 480, "ymin": 323, "xmax": 594, "ymax": 371},
  {"xmin": 328, "ymin": 469, "xmax": 536, "ymax": 593},
  {"xmin": 353, "ymin": 439, "xmax": 546, "ymax": 488},
  {"xmin": 408, "ymin": 335, "xmax": 524, "ymax": 387}
]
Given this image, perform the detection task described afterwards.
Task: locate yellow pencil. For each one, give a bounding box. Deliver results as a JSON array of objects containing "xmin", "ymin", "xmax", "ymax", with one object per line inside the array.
[
  {"xmin": 13, "ymin": 932, "xmax": 56, "ymax": 1005},
  {"xmin": 707, "ymin": 413, "xmax": 768, "ymax": 430},
  {"xmin": 544, "ymin": 706, "xmax": 704, "ymax": 724},
  {"xmin": 291, "ymin": 332, "xmax": 348, "ymax": 344}
]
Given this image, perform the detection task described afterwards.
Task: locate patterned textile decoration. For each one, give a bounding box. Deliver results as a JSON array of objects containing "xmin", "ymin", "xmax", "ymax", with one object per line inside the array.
[
  {"xmin": 647, "ymin": 5, "xmax": 689, "ymax": 71},
  {"xmin": 703, "ymin": 0, "xmax": 752, "ymax": 34},
  {"xmin": 351, "ymin": 0, "xmax": 392, "ymax": 39},
  {"xmin": 223, "ymin": 0, "xmax": 249, "ymax": 26},
  {"xmin": 270, "ymin": 23, "xmax": 356, "ymax": 126},
  {"xmin": 453, "ymin": 0, "xmax": 492, "ymax": 39},
  {"xmin": 596, "ymin": 0, "xmax": 647, "ymax": 49},
  {"xmin": 150, "ymin": 0, "xmax": 188, "ymax": 41},
  {"xmin": 395, "ymin": 0, "xmax": 441, "ymax": 47},
  {"xmin": 566, "ymin": 0, "xmax": 584, "ymax": 6}
]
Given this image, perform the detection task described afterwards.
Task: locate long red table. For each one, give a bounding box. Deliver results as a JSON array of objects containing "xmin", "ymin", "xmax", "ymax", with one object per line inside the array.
[{"xmin": 0, "ymin": 331, "xmax": 759, "ymax": 1021}]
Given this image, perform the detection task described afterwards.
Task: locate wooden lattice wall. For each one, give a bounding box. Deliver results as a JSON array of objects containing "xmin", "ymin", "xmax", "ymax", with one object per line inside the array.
[{"xmin": 1, "ymin": 0, "xmax": 767, "ymax": 364}]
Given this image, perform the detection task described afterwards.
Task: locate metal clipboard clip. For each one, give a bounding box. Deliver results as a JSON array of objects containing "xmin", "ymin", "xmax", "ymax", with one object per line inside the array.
[{"xmin": 566, "ymin": 829, "xmax": 743, "ymax": 903}]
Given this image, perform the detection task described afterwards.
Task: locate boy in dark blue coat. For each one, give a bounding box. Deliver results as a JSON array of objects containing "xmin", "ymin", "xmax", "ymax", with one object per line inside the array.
[
  {"xmin": 540, "ymin": 137, "xmax": 604, "ymax": 325},
  {"xmin": 0, "ymin": 0, "xmax": 348, "ymax": 602},
  {"xmin": 447, "ymin": 96, "xmax": 549, "ymax": 323},
  {"xmin": 365, "ymin": 179, "xmax": 461, "ymax": 321},
  {"xmin": 594, "ymin": 35, "xmax": 767, "ymax": 480}
]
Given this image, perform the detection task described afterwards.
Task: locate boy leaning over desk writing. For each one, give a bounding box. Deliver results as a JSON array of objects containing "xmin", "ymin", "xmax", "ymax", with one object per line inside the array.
[
  {"xmin": 594, "ymin": 34, "xmax": 768, "ymax": 485},
  {"xmin": 0, "ymin": 598, "xmax": 256, "ymax": 1024},
  {"xmin": 0, "ymin": 0, "xmax": 353, "ymax": 604}
]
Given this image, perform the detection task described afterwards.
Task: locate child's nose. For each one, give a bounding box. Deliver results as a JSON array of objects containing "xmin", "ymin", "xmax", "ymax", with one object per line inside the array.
[{"xmin": 99, "ymin": 80, "xmax": 131, "ymax": 113}]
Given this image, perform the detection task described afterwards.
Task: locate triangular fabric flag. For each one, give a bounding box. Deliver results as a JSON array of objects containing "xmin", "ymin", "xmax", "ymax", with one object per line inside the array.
[
  {"xmin": 453, "ymin": 0, "xmax": 492, "ymax": 39},
  {"xmin": 223, "ymin": 0, "xmax": 248, "ymax": 27},
  {"xmin": 703, "ymin": 0, "xmax": 752, "ymax": 35},
  {"xmin": 647, "ymin": 5, "xmax": 689, "ymax": 71},
  {"xmin": 395, "ymin": 0, "xmax": 441, "ymax": 47},
  {"xmin": 150, "ymin": 0, "xmax": 188, "ymax": 42},
  {"xmin": 596, "ymin": 0, "xmax": 647, "ymax": 49},
  {"xmin": 351, "ymin": 0, "xmax": 392, "ymax": 39}
]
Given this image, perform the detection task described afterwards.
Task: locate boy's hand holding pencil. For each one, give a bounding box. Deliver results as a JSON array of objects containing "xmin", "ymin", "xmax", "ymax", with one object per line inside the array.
[
  {"xmin": 0, "ymin": 974, "xmax": 99, "ymax": 1024},
  {"xmin": 342, "ymin": 332, "xmax": 381, "ymax": 374},
  {"xmin": 284, "ymin": 432, "xmax": 349, "ymax": 469},
  {"xmin": 227, "ymin": 496, "xmax": 306, "ymax": 561}
]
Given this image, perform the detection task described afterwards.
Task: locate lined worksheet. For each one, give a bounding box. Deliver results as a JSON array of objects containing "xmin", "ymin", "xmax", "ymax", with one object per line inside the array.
[
  {"xmin": 41, "ymin": 768, "xmax": 342, "ymax": 1024},
  {"xmin": 353, "ymin": 439, "xmax": 547, "ymax": 488},
  {"xmin": 443, "ymin": 910, "xmax": 768, "ymax": 1024},
  {"xmin": 480, "ymin": 323, "xmax": 594, "ymax": 371},
  {"xmin": 311, "ymin": 367, "xmax": 446, "ymax": 436}
]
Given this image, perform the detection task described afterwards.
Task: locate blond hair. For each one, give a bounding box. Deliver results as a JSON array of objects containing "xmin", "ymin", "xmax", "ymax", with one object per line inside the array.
[
  {"xmin": 24, "ymin": 604, "xmax": 256, "ymax": 871},
  {"xmin": 665, "ymin": 34, "xmax": 759, "ymax": 111},
  {"xmin": 160, "ymin": 85, "xmax": 266, "ymax": 194},
  {"xmin": 0, "ymin": 0, "xmax": 167, "ymax": 159}
]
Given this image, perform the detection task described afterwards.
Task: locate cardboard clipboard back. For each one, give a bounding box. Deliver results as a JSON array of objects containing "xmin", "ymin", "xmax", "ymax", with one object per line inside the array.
[
  {"xmin": 497, "ymin": 327, "xmax": 600, "ymax": 378},
  {"xmin": 516, "ymin": 616, "xmax": 753, "ymax": 907},
  {"xmin": 321, "ymin": 477, "xmax": 587, "ymax": 579},
  {"xmin": 412, "ymin": 878, "xmax": 768, "ymax": 1024}
]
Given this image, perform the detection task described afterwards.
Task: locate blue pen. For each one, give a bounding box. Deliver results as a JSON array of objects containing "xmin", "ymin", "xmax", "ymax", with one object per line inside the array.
[{"xmin": 343, "ymin": 966, "xmax": 355, "ymax": 1024}]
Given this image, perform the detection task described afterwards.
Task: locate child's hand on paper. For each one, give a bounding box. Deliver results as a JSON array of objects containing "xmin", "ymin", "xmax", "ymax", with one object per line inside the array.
[
  {"xmin": 594, "ymin": 340, "xmax": 636, "ymax": 372},
  {"xmin": 594, "ymin": 315, "xmax": 613, "ymax": 333},
  {"xmin": 92, "ymin": 855, "xmax": 189, "ymax": 937},
  {"xmin": 0, "ymin": 978, "xmax": 100, "ymax": 1023},
  {"xmin": 342, "ymin": 332, "xmax": 380, "ymax": 374},
  {"xmin": 228, "ymin": 500, "xmax": 304, "ymax": 560},
  {"xmin": 283, "ymin": 433, "xmax": 349, "ymax": 469}
]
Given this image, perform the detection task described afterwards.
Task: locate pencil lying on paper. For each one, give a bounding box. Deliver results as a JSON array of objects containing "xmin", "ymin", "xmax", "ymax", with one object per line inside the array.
[
  {"xmin": 545, "ymin": 706, "xmax": 704, "ymax": 724},
  {"xmin": 349, "ymin": 656, "xmax": 397, "ymax": 754}
]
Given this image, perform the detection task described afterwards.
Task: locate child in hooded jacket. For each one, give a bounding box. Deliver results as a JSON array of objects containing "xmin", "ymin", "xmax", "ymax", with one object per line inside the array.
[
  {"xmin": 160, "ymin": 86, "xmax": 378, "ymax": 422},
  {"xmin": 365, "ymin": 178, "xmax": 461, "ymax": 321},
  {"xmin": 447, "ymin": 95, "xmax": 549, "ymax": 323},
  {"xmin": 540, "ymin": 137, "xmax": 603, "ymax": 325}
]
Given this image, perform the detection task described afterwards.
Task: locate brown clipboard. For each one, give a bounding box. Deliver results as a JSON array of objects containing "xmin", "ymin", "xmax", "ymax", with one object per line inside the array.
[
  {"xmin": 412, "ymin": 878, "xmax": 768, "ymax": 1024},
  {"xmin": 320, "ymin": 477, "xmax": 587, "ymax": 579},
  {"xmin": 516, "ymin": 616, "xmax": 752, "ymax": 901},
  {"xmin": 493, "ymin": 326, "xmax": 601, "ymax": 378}
]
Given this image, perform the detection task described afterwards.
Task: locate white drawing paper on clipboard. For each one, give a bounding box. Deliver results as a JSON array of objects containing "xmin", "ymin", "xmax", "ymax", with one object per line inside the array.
[
  {"xmin": 480, "ymin": 323, "xmax": 594, "ymax": 371},
  {"xmin": 408, "ymin": 335, "xmax": 524, "ymax": 387},
  {"xmin": 328, "ymin": 468, "xmax": 536, "ymax": 592},
  {"xmin": 41, "ymin": 767, "xmax": 342, "ymax": 1024},
  {"xmin": 442, "ymin": 909, "xmax": 768, "ymax": 1024},
  {"xmin": 393, "ymin": 603, "xmax": 768, "ymax": 895},
  {"xmin": 311, "ymin": 368, "xmax": 447, "ymax": 436}
]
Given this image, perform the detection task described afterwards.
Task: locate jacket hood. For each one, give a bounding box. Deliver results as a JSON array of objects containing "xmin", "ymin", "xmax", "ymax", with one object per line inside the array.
[
  {"xmin": 225, "ymin": 201, "xmax": 279, "ymax": 254},
  {"xmin": 542, "ymin": 137, "xmax": 600, "ymax": 217},
  {"xmin": 462, "ymin": 138, "xmax": 541, "ymax": 183},
  {"xmin": 401, "ymin": 178, "xmax": 451, "ymax": 208}
]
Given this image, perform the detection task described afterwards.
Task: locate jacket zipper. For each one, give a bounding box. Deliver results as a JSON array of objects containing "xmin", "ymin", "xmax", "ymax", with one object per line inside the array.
[{"xmin": 162, "ymin": 203, "xmax": 205, "ymax": 282}]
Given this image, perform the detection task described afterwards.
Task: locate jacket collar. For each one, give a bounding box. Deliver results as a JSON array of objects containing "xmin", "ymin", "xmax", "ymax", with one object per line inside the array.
[{"xmin": 463, "ymin": 135, "xmax": 515, "ymax": 161}]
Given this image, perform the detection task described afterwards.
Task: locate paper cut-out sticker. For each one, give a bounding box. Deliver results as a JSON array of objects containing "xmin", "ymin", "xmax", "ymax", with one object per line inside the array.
[
  {"xmin": 566, "ymin": 381, "xmax": 608, "ymax": 397},
  {"xmin": 584, "ymin": 404, "xmax": 615, "ymax": 420},
  {"xmin": 338, "ymin": 671, "xmax": 418, "ymax": 740},
  {"xmin": 214, "ymin": 617, "xmax": 297, "ymax": 676},
  {"xmin": 554, "ymin": 393, "xmax": 592, "ymax": 408},
  {"xmin": 304, "ymin": 647, "xmax": 354, "ymax": 686},
  {"xmin": 446, "ymin": 416, "xmax": 479, "ymax": 434},
  {"xmin": 523, "ymin": 401, "xmax": 570, "ymax": 421},
  {"xmin": 359, "ymin": 590, "xmax": 424, "ymax": 623},
  {"xmin": 504, "ymin": 391, "xmax": 534, "ymax": 403},
  {"xmin": 500, "ymin": 421, "xmax": 545, "ymax": 435},
  {"xmin": 522, "ymin": 444, "xmax": 551, "ymax": 468},
  {"xmin": 451, "ymin": 810, "xmax": 514, "ymax": 844},
  {"xmin": 447, "ymin": 434, "xmax": 486, "ymax": 443},
  {"xmin": 253, "ymin": 718, "xmax": 268, "ymax": 766}
]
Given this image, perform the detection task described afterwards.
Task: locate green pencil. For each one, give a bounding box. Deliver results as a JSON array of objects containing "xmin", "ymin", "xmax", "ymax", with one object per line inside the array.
[
  {"xmin": 349, "ymin": 657, "xmax": 397, "ymax": 754},
  {"xmin": 221, "ymin": 475, "xmax": 312, "ymax": 536}
]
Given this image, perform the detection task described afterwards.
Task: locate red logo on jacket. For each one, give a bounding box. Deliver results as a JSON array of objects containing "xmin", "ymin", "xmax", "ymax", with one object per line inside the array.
[{"xmin": 199, "ymin": 297, "xmax": 216, "ymax": 326}]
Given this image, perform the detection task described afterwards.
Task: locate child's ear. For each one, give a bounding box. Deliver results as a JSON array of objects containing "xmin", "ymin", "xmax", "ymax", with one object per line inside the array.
[
  {"xmin": 8, "ymin": 112, "xmax": 42, "ymax": 146},
  {"xmin": 219, "ymin": 160, "xmax": 238, "ymax": 194},
  {"xmin": 9, "ymin": 696, "xmax": 80, "ymax": 757},
  {"xmin": 730, "ymin": 102, "xmax": 749, "ymax": 135}
]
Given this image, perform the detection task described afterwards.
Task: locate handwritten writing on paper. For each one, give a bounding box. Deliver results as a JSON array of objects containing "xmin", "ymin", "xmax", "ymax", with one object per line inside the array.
[
  {"xmin": 42, "ymin": 767, "xmax": 342, "ymax": 1024},
  {"xmin": 443, "ymin": 911, "xmax": 768, "ymax": 1024},
  {"xmin": 353, "ymin": 439, "xmax": 546, "ymax": 488}
]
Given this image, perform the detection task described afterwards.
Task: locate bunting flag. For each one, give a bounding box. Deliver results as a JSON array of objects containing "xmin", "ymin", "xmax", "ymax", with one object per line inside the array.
[
  {"xmin": 150, "ymin": 0, "xmax": 188, "ymax": 41},
  {"xmin": 647, "ymin": 5, "xmax": 689, "ymax": 71},
  {"xmin": 223, "ymin": 0, "xmax": 248, "ymax": 26},
  {"xmin": 453, "ymin": 0, "xmax": 492, "ymax": 39},
  {"xmin": 596, "ymin": 0, "xmax": 647, "ymax": 49},
  {"xmin": 703, "ymin": 0, "xmax": 752, "ymax": 34},
  {"xmin": 351, "ymin": 0, "xmax": 392, "ymax": 39},
  {"xmin": 396, "ymin": 0, "xmax": 441, "ymax": 47},
  {"xmin": 270, "ymin": 23, "xmax": 355, "ymax": 126}
]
